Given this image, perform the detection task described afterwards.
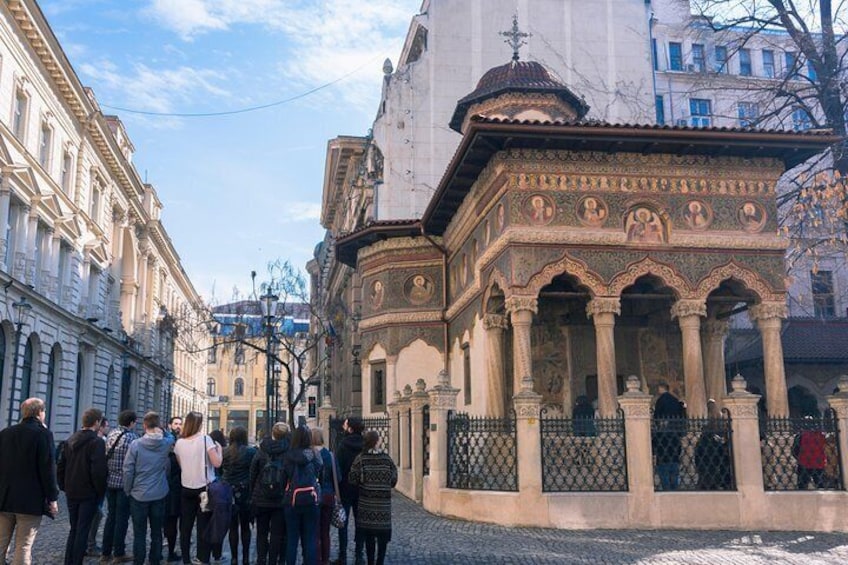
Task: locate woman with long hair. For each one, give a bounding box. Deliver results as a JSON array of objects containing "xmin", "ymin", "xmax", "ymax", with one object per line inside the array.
[
  {"xmin": 222, "ymin": 427, "xmax": 256, "ymax": 565},
  {"xmin": 173, "ymin": 412, "xmax": 222, "ymax": 565},
  {"xmin": 207, "ymin": 429, "xmax": 227, "ymax": 562},
  {"xmin": 348, "ymin": 431, "xmax": 397, "ymax": 565},
  {"xmin": 283, "ymin": 425, "xmax": 322, "ymax": 565}
]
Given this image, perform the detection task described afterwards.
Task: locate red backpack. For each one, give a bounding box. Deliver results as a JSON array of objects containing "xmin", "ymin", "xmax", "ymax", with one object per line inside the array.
[{"xmin": 797, "ymin": 430, "xmax": 827, "ymax": 469}]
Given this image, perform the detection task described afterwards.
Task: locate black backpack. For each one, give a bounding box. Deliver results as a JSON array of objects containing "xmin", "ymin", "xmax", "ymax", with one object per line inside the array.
[
  {"xmin": 287, "ymin": 456, "xmax": 319, "ymax": 507},
  {"xmin": 258, "ymin": 454, "xmax": 285, "ymax": 497}
]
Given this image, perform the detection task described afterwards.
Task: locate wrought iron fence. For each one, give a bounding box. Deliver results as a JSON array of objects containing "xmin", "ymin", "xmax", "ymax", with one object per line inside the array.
[
  {"xmin": 651, "ymin": 415, "xmax": 735, "ymax": 491},
  {"xmin": 328, "ymin": 416, "xmax": 391, "ymax": 455},
  {"xmin": 423, "ymin": 404, "xmax": 431, "ymax": 476},
  {"xmin": 406, "ymin": 409, "xmax": 412, "ymax": 468},
  {"xmin": 760, "ymin": 410, "xmax": 843, "ymax": 491},
  {"xmin": 540, "ymin": 410, "xmax": 628, "ymax": 492},
  {"xmin": 447, "ymin": 411, "xmax": 517, "ymax": 491}
]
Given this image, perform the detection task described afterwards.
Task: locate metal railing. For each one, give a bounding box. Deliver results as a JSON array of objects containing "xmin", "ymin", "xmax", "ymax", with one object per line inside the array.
[
  {"xmin": 651, "ymin": 415, "xmax": 735, "ymax": 491},
  {"xmin": 447, "ymin": 411, "xmax": 518, "ymax": 491},
  {"xmin": 761, "ymin": 410, "xmax": 843, "ymax": 491},
  {"xmin": 540, "ymin": 410, "xmax": 628, "ymax": 492},
  {"xmin": 328, "ymin": 416, "xmax": 391, "ymax": 455},
  {"xmin": 423, "ymin": 404, "xmax": 431, "ymax": 476}
]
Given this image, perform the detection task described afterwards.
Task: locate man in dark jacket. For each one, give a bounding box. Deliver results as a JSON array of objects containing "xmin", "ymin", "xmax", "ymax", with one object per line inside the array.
[
  {"xmin": 58, "ymin": 408, "xmax": 108, "ymax": 565},
  {"xmin": 250, "ymin": 422, "xmax": 290, "ymax": 565},
  {"xmin": 163, "ymin": 416, "xmax": 182, "ymax": 563},
  {"xmin": 0, "ymin": 397, "xmax": 59, "ymax": 565},
  {"xmin": 332, "ymin": 417, "xmax": 364, "ymax": 565}
]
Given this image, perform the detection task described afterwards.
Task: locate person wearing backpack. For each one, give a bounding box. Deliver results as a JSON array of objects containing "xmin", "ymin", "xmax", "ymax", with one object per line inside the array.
[
  {"xmin": 250, "ymin": 422, "xmax": 291, "ymax": 565},
  {"xmin": 283, "ymin": 425, "xmax": 322, "ymax": 565},
  {"xmin": 332, "ymin": 417, "xmax": 364, "ymax": 565},
  {"xmin": 173, "ymin": 412, "xmax": 222, "ymax": 565},
  {"xmin": 222, "ymin": 427, "xmax": 256, "ymax": 565},
  {"xmin": 311, "ymin": 428, "xmax": 337, "ymax": 565},
  {"xmin": 348, "ymin": 431, "xmax": 397, "ymax": 565},
  {"xmin": 101, "ymin": 410, "xmax": 139, "ymax": 564}
]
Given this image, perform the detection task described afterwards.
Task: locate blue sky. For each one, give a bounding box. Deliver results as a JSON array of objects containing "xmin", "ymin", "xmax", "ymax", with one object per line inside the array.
[{"xmin": 39, "ymin": 0, "xmax": 422, "ymax": 302}]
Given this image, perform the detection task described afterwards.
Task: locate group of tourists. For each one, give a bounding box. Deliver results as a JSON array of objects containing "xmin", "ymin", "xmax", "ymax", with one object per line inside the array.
[{"xmin": 0, "ymin": 398, "xmax": 398, "ymax": 565}]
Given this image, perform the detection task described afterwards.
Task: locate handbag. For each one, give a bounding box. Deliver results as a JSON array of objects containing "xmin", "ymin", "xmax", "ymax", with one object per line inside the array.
[{"xmin": 329, "ymin": 452, "xmax": 347, "ymax": 529}]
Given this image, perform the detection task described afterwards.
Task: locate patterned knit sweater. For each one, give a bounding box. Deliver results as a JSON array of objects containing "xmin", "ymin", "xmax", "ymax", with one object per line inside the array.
[{"xmin": 348, "ymin": 449, "xmax": 398, "ymax": 533}]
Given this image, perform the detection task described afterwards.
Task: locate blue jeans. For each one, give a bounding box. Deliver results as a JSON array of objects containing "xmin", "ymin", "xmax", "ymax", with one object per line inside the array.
[
  {"xmin": 130, "ymin": 497, "xmax": 165, "ymax": 565},
  {"xmin": 65, "ymin": 497, "xmax": 99, "ymax": 565},
  {"xmin": 657, "ymin": 463, "xmax": 680, "ymax": 491},
  {"xmin": 285, "ymin": 505, "xmax": 318, "ymax": 565},
  {"xmin": 337, "ymin": 498, "xmax": 362, "ymax": 562},
  {"xmin": 102, "ymin": 488, "xmax": 130, "ymax": 557}
]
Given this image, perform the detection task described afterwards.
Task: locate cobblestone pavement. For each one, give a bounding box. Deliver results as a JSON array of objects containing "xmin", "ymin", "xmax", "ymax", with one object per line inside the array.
[{"xmin": 17, "ymin": 493, "xmax": 848, "ymax": 564}]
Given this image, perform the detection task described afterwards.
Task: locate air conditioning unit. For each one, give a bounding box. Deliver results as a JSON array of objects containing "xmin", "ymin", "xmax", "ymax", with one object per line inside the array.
[{"xmin": 676, "ymin": 118, "xmax": 689, "ymax": 127}]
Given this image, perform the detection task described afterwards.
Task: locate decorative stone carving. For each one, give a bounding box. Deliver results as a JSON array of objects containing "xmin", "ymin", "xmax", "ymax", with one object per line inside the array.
[
  {"xmin": 513, "ymin": 395, "xmax": 542, "ymax": 419},
  {"xmin": 748, "ymin": 301, "xmax": 788, "ymax": 322},
  {"xmin": 359, "ymin": 311, "xmax": 442, "ymax": 330},
  {"xmin": 670, "ymin": 299, "xmax": 707, "ymax": 320},
  {"xmin": 695, "ymin": 262, "xmax": 780, "ymax": 302},
  {"xmin": 521, "ymin": 252, "xmax": 606, "ymax": 299},
  {"xmin": 608, "ymin": 257, "xmax": 690, "ymax": 298},
  {"xmin": 586, "ymin": 297, "xmax": 621, "ymax": 318},
  {"xmin": 428, "ymin": 369, "xmax": 460, "ymax": 410},
  {"xmin": 505, "ymin": 295, "xmax": 538, "ymax": 315},
  {"xmin": 403, "ymin": 384, "xmax": 413, "ymax": 398},
  {"xmin": 415, "ymin": 378, "xmax": 427, "ymax": 393},
  {"xmin": 482, "ymin": 313, "xmax": 509, "ymax": 331},
  {"xmin": 625, "ymin": 375, "xmax": 642, "ymax": 394},
  {"xmin": 737, "ymin": 201, "xmax": 767, "ymax": 232},
  {"xmin": 701, "ymin": 319, "xmax": 730, "ymax": 339},
  {"xmin": 729, "ymin": 373, "xmax": 749, "ymax": 395}
]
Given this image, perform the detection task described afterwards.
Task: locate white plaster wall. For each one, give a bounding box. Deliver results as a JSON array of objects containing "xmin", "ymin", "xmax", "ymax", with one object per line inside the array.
[{"xmin": 395, "ymin": 338, "xmax": 442, "ymax": 396}]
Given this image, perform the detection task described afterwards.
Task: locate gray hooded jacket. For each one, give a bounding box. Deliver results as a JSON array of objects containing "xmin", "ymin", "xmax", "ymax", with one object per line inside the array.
[{"xmin": 123, "ymin": 431, "xmax": 174, "ymax": 502}]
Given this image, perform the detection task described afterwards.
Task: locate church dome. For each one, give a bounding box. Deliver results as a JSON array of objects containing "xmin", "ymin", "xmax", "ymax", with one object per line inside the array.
[{"xmin": 449, "ymin": 59, "xmax": 590, "ymax": 133}]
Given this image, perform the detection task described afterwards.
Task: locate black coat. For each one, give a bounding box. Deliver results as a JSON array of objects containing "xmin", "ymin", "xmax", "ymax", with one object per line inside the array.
[
  {"xmin": 250, "ymin": 438, "xmax": 289, "ymax": 508},
  {"xmin": 335, "ymin": 432, "xmax": 363, "ymax": 504},
  {"xmin": 57, "ymin": 429, "xmax": 107, "ymax": 501},
  {"xmin": 0, "ymin": 417, "xmax": 59, "ymax": 516}
]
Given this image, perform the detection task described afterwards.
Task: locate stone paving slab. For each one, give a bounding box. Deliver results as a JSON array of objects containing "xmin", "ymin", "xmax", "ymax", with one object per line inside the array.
[{"xmin": 15, "ymin": 493, "xmax": 848, "ymax": 564}]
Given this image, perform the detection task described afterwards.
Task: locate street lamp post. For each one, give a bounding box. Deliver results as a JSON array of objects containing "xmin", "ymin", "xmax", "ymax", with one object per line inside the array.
[
  {"xmin": 259, "ymin": 292, "xmax": 279, "ymax": 440},
  {"xmin": 6, "ymin": 296, "xmax": 32, "ymax": 426}
]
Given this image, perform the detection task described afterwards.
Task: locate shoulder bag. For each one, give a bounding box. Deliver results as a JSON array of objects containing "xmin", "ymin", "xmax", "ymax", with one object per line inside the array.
[{"xmin": 329, "ymin": 451, "xmax": 347, "ymax": 529}]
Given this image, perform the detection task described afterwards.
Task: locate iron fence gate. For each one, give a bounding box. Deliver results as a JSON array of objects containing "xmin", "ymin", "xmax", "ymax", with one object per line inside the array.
[
  {"xmin": 540, "ymin": 410, "xmax": 628, "ymax": 492},
  {"xmin": 761, "ymin": 408, "xmax": 843, "ymax": 491},
  {"xmin": 447, "ymin": 411, "xmax": 517, "ymax": 491},
  {"xmin": 422, "ymin": 404, "xmax": 430, "ymax": 476},
  {"xmin": 651, "ymin": 414, "xmax": 735, "ymax": 491}
]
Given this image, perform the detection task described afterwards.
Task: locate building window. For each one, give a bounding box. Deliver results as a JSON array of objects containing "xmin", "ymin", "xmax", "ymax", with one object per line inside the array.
[
  {"xmin": 811, "ymin": 270, "xmax": 835, "ymax": 317},
  {"xmin": 234, "ymin": 377, "xmax": 244, "ymax": 397},
  {"xmin": 371, "ymin": 361, "xmax": 386, "ymax": 411},
  {"xmin": 807, "ymin": 60, "xmax": 817, "ymax": 81},
  {"xmin": 227, "ymin": 410, "xmax": 249, "ymax": 433},
  {"xmin": 738, "ymin": 102, "xmax": 759, "ymax": 127},
  {"xmin": 655, "ymin": 95, "xmax": 665, "ymax": 125},
  {"xmin": 668, "ymin": 42, "xmax": 683, "ymax": 71},
  {"xmin": 784, "ymin": 51, "xmax": 798, "ymax": 78},
  {"xmin": 207, "ymin": 346, "xmax": 217, "ymax": 364},
  {"xmin": 462, "ymin": 344, "xmax": 471, "ymax": 405},
  {"xmin": 792, "ymin": 107, "xmax": 812, "ymax": 131},
  {"xmin": 762, "ymin": 50, "xmax": 775, "ymax": 78},
  {"xmin": 739, "ymin": 48, "xmax": 752, "ymax": 76},
  {"xmin": 692, "ymin": 43, "xmax": 705, "ymax": 72},
  {"xmin": 234, "ymin": 345, "xmax": 245, "ymax": 365},
  {"xmin": 651, "ymin": 38, "xmax": 659, "ymax": 70},
  {"xmin": 208, "ymin": 410, "xmax": 220, "ymax": 433},
  {"xmin": 38, "ymin": 123, "xmax": 52, "ymax": 169},
  {"xmin": 12, "ymin": 90, "xmax": 28, "ymax": 139},
  {"xmin": 690, "ymin": 98, "xmax": 712, "ymax": 127},
  {"xmin": 207, "ymin": 377, "xmax": 216, "ymax": 397},
  {"xmin": 60, "ymin": 151, "xmax": 73, "ymax": 195},
  {"xmin": 89, "ymin": 179, "xmax": 102, "ymax": 223},
  {"xmin": 715, "ymin": 45, "xmax": 728, "ymax": 73},
  {"xmin": 21, "ymin": 336, "xmax": 34, "ymax": 401}
]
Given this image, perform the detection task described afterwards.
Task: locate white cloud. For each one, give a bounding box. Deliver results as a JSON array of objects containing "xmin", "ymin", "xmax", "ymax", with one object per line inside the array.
[
  {"xmin": 143, "ymin": 0, "xmax": 421, "ymax": 111},
  {"xmin": 281, "ymin": 202, "xmax": 322, "ymax": 223}
]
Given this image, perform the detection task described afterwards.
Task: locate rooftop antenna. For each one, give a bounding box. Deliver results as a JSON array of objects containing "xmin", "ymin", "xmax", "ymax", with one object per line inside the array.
[{"xmin": 499, "ymin": 14, "xmax": 531, "ymax": 62}]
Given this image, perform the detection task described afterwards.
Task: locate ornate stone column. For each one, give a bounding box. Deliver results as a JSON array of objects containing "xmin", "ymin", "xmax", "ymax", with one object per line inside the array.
[
  {"xmin": 25, "ymin": 205, "xmax": 39, "ymax": 286},
  {"xmin": 749, "ymin": 301, "xmax": 789, "ymax": 417},
  {"xmin": 40, "ymin": 226, "xmax": 54, "ymax": 297},
  {"xmin": 587, "ymin": 297, "xmax": 620, "ymax": 417},
  {"xmin": 827, "ymin": 375, "xmax": 848, "ymax": 491},
  {"xmin": 513, "ymin": 375, "xmax": 542, "ymax": 498},
  {"xmin": 0, "ymin": 172, "xmax": 11, "ymax": 271},
  {"xmin": 617, "ymin": 375, "xmax": 654, "ymax": 522},
  {"xmin": 398, "ymin": 385, "xmax": 412, "ymax": 470},
  {"xmin": 410, "ymin": 379, "xmax": 429, "ymax": 502},
  {"xmin": 701, "ymin": 319, "xmax": 729, "ymax": 410},
  {"xmin": 723, "ymin": 374, "xmax": 767, "ymax": 527},
  {"xmin": 671, "ymin": 299, "xmax": 708, "ymax": 417},
  {"xmin": 505, "ymin": 295, "xmax": 537, "ymax": 399},
  {"xmin": 483, "ymin": 313, "xmax": 509, "ymax": 417},
  {"xmin": 425, "ymin": 370, "xmax": 459, "ymax": 495},
  {"xmin": 13, "ymin": 204, "xmax": 30, "ymax": 281}
]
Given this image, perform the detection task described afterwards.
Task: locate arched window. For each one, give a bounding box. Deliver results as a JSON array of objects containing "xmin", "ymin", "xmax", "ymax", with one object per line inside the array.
[
  {"xmin": 20, "ymin": 336, "xmax": 34, "ymax": 400},
  {"xmin": 234, "ymin": 378, "xmax": 244, "ymax": 397},
  {"xmin": 207, "ymin": 378, "xmax": 216, "ymax": 397},
  {"xmin": 45, "ymin": 344, "xmax": 60, "ymax": 427}
]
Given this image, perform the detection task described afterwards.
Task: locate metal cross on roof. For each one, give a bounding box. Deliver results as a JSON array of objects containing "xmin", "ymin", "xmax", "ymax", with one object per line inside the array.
[{"xmin": 499, "ymin": 14, "xmax": 531, "ymax": 62}]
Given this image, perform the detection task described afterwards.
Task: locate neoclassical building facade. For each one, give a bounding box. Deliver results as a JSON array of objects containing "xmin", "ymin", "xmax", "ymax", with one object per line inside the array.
[{"xmin": 0, "ymin": 0, "xmax": 207, "ymax": 437}]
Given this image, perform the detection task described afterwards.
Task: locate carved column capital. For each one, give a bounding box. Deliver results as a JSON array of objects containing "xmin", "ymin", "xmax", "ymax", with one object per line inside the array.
[
  {"xmin": 749, "ymin": 301, "xmax": 788, "ymax": 323},
  {"xmin": 701, "ymin": 319, "xmax": 730, "ymax": 339},
  {"xmin": 505, "ymin": 295, "xmax": 538, "ymax": 315},
  {"xmin": 586, "ymin": 297, "xmax": 620, "ymax": 319},
  {"xmin": 670, "ymin": 299, "xmax": 707, "ymax": 320},
  {"xmin": 483, "ymin": 313, "xmax": 509, "ymax": 331}
]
